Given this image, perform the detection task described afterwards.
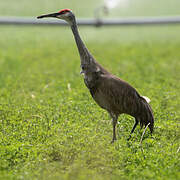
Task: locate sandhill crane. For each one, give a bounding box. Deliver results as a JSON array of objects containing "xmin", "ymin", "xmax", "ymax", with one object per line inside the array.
[{"xmin": 37, "ymin": 9, "xmax": 154, "ymax": 142}]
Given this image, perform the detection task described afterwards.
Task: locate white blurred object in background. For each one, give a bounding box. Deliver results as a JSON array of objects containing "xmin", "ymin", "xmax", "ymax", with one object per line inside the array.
[
  {"xmin": 104, "ymin": 0, "xmax": 128, "ymax": 9},
  {"xmin": 99, "ymin": 0, "xmax": 129, "ymax": 17}
]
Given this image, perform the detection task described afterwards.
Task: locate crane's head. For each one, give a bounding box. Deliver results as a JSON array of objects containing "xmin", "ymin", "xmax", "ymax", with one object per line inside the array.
[{"xmin": 37, "ymin": 9, "xmax": 75, "ymax": 25}]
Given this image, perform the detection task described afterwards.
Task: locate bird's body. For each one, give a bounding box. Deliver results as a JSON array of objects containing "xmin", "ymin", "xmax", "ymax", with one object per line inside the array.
[
  {"xmin": 37, "ymin": 9, "xmax": 154, "ymax": 142},
  {"xmin": 83, "ymin": 62, "xmax": 154, "ymax": 141}
]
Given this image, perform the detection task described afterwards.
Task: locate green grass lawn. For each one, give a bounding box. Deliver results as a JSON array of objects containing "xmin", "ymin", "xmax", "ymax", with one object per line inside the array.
[
  {"xmin": 0, "ymin": 0, "xmax": 180, "ymax": 179},
  {"xmin": 0, "ymin": 25, "xmax": 180, "ymax": 180}
]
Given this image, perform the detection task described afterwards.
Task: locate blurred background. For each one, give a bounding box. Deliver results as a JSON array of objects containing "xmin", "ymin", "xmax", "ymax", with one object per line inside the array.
[{"xmin": 0, "ymin": 0, "xmax": 180, "ymax": 17}]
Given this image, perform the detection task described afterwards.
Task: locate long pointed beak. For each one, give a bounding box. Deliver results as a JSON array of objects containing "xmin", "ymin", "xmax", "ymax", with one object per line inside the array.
[{"xmin": 37, "ymin": 12, "xmax": 59, "ymax": 19}]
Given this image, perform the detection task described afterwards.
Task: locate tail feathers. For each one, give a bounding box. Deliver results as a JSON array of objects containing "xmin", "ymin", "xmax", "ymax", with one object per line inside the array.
[
  {"xmin": 142, "ymin": 96, "xmax": 151, "ymax": 103},
  {"xmin": 139, "ymin": 97, "xmax": 154, "ymax": 133}
]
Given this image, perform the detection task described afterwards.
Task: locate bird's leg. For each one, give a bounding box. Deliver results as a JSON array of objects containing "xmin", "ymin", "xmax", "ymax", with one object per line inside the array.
[
  {"xmin": 130, "ymin": 118, "xmax": 139, "ymax": 134},
  {"xmin": 110, "ymin": 113, "xmax": 118, "ymax": 143},
  {"xmin": 127, "ymin": 118, "xmax": 139, "ymax": 141}
]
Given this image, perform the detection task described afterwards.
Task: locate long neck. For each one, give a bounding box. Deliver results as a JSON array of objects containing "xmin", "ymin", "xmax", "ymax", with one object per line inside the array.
[
  {"xmin": 70, "ymin": 19, "xmax": 110, "ymax": 75},
  {"xmin": 71, "ymin": 22, "xmax": 92, "ymax": 65}
]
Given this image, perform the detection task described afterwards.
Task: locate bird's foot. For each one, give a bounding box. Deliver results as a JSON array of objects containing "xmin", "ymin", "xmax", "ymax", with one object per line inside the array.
[{"xmin": 111, "ymin": 138, "xmax": 117, "ymax": 144}]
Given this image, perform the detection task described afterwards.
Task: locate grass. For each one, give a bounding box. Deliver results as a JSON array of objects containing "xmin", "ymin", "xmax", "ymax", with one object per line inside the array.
[
  {"xmin": 0, "ymin": 0, "xmax": 180, "ymax": 179},
  {"xmin": 0, "ymin": 25, "xmax": 180, "ymax": 180}
]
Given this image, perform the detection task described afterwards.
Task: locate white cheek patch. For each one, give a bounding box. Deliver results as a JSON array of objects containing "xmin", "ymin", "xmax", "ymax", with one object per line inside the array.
[
  {"xmin": 57, "ymin": 13, "xmax": 68, "ymax": 18},
  {"xmin": 57, "ymin": 15, "xmax": 62, "ymax": 18},
  {"xmin": 64, "ymin": 13, "xmax": 70, "ymax": 17}
]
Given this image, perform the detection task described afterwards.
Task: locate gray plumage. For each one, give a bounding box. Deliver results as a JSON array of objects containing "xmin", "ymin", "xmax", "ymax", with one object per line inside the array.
[{"xmin": 37, "ymin": 9, "xmax": 154, "ymax": 142}]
